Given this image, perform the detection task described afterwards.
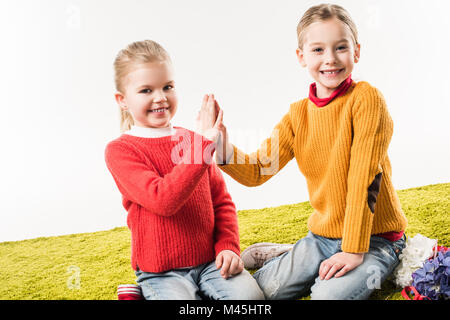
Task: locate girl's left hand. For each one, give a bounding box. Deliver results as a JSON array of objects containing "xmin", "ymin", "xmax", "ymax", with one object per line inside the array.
[
  {"xmin": 216, "ymin": 250, "xmax": 244, "ymax": 279},
  {"xmin": 319, "ymin": 252, "xmax": 364, "ymax": 280}
]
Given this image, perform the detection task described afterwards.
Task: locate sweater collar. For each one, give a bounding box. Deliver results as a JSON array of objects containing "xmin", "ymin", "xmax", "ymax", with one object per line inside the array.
[
  {"xmin": 309, "ymin": 74, "xmax": 353, "ymax": 107},
  {"xmin": 124, "ymin": 124, "xmax": 176, "ymax": 138}
]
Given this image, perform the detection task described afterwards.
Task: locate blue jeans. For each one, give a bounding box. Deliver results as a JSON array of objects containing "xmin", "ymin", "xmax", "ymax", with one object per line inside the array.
[
  {"xmin": 253, "ymin": 231, "xmax": 406, "ymax": 300},
  {"xmin": 135, "ymin": 261, "xmax": 265, "ymax": 300}
]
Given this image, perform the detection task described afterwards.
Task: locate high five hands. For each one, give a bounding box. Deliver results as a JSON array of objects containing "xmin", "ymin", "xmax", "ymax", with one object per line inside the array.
[
  {"xmin": 196, "ymin": 94, "xmax": 223, "ymax": 144},
  {"xmin": 196, "ymin": 94, "xmax": 231, "ymax": 163}
]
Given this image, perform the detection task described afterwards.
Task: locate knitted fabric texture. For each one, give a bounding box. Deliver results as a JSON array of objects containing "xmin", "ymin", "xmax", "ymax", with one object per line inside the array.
[
  {"xmin": 105, "ymin": 128, "xmax": 240, "ymax": 272},
  {"xmin": 219, "ymin": 81, "xmax": 408, "ymax": 253}
]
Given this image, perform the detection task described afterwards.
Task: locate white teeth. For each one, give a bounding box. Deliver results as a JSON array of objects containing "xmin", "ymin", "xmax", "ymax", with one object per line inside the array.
[
  {"xmin": 322, "ymin": 70, "xmax": 341, "ymax": 74},
  {"xmin": 149, "ymin": 108, "xmax": 168, "ymax": 113}
]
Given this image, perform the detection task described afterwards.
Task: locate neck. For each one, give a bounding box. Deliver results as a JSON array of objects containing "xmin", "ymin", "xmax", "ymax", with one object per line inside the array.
[
  {"xmin": 316, "ymin": 86, "xmax": 335, "ymax": 99},
  {"xmin": 309, "ymin": 75, "xmax": 353, "ymax": 107}
]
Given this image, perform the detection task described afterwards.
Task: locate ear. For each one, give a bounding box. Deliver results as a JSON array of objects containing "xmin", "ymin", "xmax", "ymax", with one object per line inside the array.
[
  {"xmin": 114, "ymin": 91, "xmax": 127, "ymax": 111},
  {"xmin": 296, "ymin": 48, "xmax": 307, "ymax": 68},
  {"xmin": 354, "ymin": 43, "xmax": 361, "ymax": 63}
]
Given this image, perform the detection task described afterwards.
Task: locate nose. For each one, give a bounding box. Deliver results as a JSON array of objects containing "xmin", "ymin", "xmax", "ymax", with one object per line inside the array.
[
  {"xmin": 324, "ymin": 50, "xmax": 338, "ymax": 65},
  {"xmin": 153, "ymin": 90, "xmax": 167, "ymax": 103}
]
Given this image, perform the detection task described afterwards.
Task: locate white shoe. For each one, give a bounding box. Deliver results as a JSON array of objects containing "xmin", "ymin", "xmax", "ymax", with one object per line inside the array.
[{"xmin": 241, "ymin": 242, "xmax": 294, "ymax": 269}]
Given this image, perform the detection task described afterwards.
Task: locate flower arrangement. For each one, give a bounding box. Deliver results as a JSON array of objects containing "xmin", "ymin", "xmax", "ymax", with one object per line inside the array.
[
  {"xmin": 392, "ymin": 234, "xmax": 437, "ymax": 288},
  {"xmin": 411, "ymin": 248, "xmax": 449, "ymax": 300}
]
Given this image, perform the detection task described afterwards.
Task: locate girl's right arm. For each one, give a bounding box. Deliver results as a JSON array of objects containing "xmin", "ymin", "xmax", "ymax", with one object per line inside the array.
[
  {"xmin": 214, "ymin": 107, "xmax": 296, "ymax": 187},
  {"xmin": 104, "ymin": 138, "xmax": 214, "ymax": 217}
]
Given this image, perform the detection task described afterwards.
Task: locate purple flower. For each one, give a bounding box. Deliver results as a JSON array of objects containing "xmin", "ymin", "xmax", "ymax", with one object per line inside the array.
[{"xmin": 411, "ymin": 249, "xmax": 450, "ymax": 300}]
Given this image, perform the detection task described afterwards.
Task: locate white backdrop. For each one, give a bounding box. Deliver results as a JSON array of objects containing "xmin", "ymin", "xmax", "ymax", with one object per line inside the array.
[{"xmin": 1, "ymin": 0, "xmax": 449, "ymax": 242}]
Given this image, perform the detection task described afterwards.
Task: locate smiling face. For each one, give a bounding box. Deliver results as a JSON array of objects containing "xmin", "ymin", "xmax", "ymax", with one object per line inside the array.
[
  {"xmin": 115, "ymin": 61, "xmax": 178, "ymax": 128},
  {"xmin": 296, "ymin": 18, "xmax": 360, "ymax": 98}
]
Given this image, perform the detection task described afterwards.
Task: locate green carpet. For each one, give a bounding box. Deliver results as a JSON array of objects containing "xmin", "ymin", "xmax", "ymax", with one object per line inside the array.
[{"xmin": 0, "ymin": 183, "xmax": 448, "ymax": 300}]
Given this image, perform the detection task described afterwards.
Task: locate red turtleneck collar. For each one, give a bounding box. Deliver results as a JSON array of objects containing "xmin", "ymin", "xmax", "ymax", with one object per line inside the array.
[{"xmin": 309, "ymin": 75, "xmax": 353, "ymax": 107}]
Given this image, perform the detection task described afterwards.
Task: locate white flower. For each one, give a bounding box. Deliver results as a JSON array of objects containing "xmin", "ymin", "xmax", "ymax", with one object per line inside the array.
[{"xmin": 392, "ymin": 234, "xmax": 437, "ymax": 288}]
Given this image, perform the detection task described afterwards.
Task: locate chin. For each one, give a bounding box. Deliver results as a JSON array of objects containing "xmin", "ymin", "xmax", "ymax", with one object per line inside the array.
[
  {"xmin": 321, "ymin": 78, "xmax": 344, "ymax": 89},
  {"xmin": 150, "ymin": 121, "xmax": 170, "ymax": 128}
]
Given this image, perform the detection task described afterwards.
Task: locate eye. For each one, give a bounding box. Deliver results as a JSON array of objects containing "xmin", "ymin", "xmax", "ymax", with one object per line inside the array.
[
  {"xmin": 164, "ymin": 85, "xmax": 174, "ymax": 91},
  {"xmin": 139, "ymin": 88, "xmax": 152, "ymax": 94},
  {"xmin": 337, "ymin": 45, "xmax": 348, "ymax": 51},
  {"xmin": 312, "ymin": 48, "xmax": 323, "ymax": 53}
]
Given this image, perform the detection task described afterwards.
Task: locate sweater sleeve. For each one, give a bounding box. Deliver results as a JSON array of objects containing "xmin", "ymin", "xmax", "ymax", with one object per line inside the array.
[
  {"xmin": 208, "ymin": 164, "xmax": 241, "ymax": 257},
  {"xmin": 217, "ymin": 109, "xmax": 295, "ymax": 186},
  {"xmin": 341, "ymin": 86, "xmax": 394, "ymax": 253},
  {"xmin": 104, "ymin": 138, "xmax": 215, "ymax": 217}
]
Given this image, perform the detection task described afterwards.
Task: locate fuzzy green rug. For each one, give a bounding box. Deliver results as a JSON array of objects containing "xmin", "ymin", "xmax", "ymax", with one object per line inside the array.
[{"xmin": 0, "ymin": 183, "xmax": 448, "ymax": 300}]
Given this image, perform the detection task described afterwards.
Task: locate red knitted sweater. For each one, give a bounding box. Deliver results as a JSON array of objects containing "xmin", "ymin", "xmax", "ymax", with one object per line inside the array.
[{"xmin": 105, "ymin": 127, "xmax": 240, "ymax": 273}]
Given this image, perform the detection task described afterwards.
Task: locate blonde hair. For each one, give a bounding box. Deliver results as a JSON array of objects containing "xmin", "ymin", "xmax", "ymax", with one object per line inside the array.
[
  {"xmin": 296, "ymin": 4, "xmax": 358, "ymax": 49},
  {"xmin": 113, "ymin": 40, "xmax": 172, "ymax": 132}
]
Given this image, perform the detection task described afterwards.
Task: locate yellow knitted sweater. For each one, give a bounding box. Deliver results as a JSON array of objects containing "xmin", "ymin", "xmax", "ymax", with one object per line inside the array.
[{"xmin": 218, "ymin": 81, "xmax": 408, "ymax": 253}]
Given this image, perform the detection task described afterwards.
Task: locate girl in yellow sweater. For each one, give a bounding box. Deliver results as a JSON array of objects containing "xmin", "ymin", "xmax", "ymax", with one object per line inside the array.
[{"xmin": 202, "ymin": 4, "xmax": 408, "ymax": 299}]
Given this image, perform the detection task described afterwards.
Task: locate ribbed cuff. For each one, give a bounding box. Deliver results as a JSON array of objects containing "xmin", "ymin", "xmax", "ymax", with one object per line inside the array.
[
  {"xmin": 215, "ymin": 241, "xmax": 241, "ymax": 258},
  {"xmin": 341, "ymin": 205, "xmax": 374, "ymax": 253}
]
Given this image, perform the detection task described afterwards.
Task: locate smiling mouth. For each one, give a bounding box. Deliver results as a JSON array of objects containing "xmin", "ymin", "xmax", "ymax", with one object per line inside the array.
[
  {"xmin": 148, "ymin": 107, "xmax": 169, "ymax": 113},
  {"xmin": 320, "ymin": 68, "xmax": 344, "ymax": 75}
]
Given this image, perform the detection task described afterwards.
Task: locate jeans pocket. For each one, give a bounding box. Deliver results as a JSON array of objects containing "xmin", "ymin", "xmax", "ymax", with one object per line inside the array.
[
  {"xmin": 391, "ymin": 235, "xmax": 406, "ymax": 259},
  {"xmin": 371, "ymin": 236, "xmax": 400, "ymax": 261}
]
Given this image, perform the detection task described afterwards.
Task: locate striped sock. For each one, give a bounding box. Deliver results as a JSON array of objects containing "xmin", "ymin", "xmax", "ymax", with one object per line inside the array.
[{"xmin": 117, "ymin": 284, "xmax": 143, "ymax": 300}]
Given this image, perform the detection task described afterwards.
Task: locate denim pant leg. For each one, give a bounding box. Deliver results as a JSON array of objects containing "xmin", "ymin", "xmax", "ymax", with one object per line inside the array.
[
  {"xmin": 309, "ymin": 235, "xmax": 406, "ymax": 300},
  {"xmin": 197, "ymin": 261, "xmax": 265, "ymax": 300},
  {"xmin": 253, "ymin": 232, "xmax": 341, "ymax": 300},
  {"xmin": 135, "ymin": 267, "xmax": 202, "ymax": 300}
]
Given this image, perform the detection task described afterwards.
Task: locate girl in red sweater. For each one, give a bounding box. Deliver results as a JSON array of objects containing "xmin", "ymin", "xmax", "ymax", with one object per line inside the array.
[{"xmin": 105, "ymin": 40, "xmax": 264, "ymax": 300}]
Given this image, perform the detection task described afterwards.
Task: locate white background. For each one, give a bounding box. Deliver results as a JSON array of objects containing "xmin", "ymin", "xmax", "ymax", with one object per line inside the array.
[{"xmin": 1, "ymin": 0, "xmax": 449, "ymax": 242}]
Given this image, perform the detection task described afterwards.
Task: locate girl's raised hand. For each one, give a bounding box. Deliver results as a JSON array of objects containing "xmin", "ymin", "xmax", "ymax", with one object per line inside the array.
[
  {"xmin": 196, "ymin": 94, "xmax": 223, "ymax": 144},
  {"xmin": 213, "ymin": 99, "xmax": 234, "ymax": 164}
]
